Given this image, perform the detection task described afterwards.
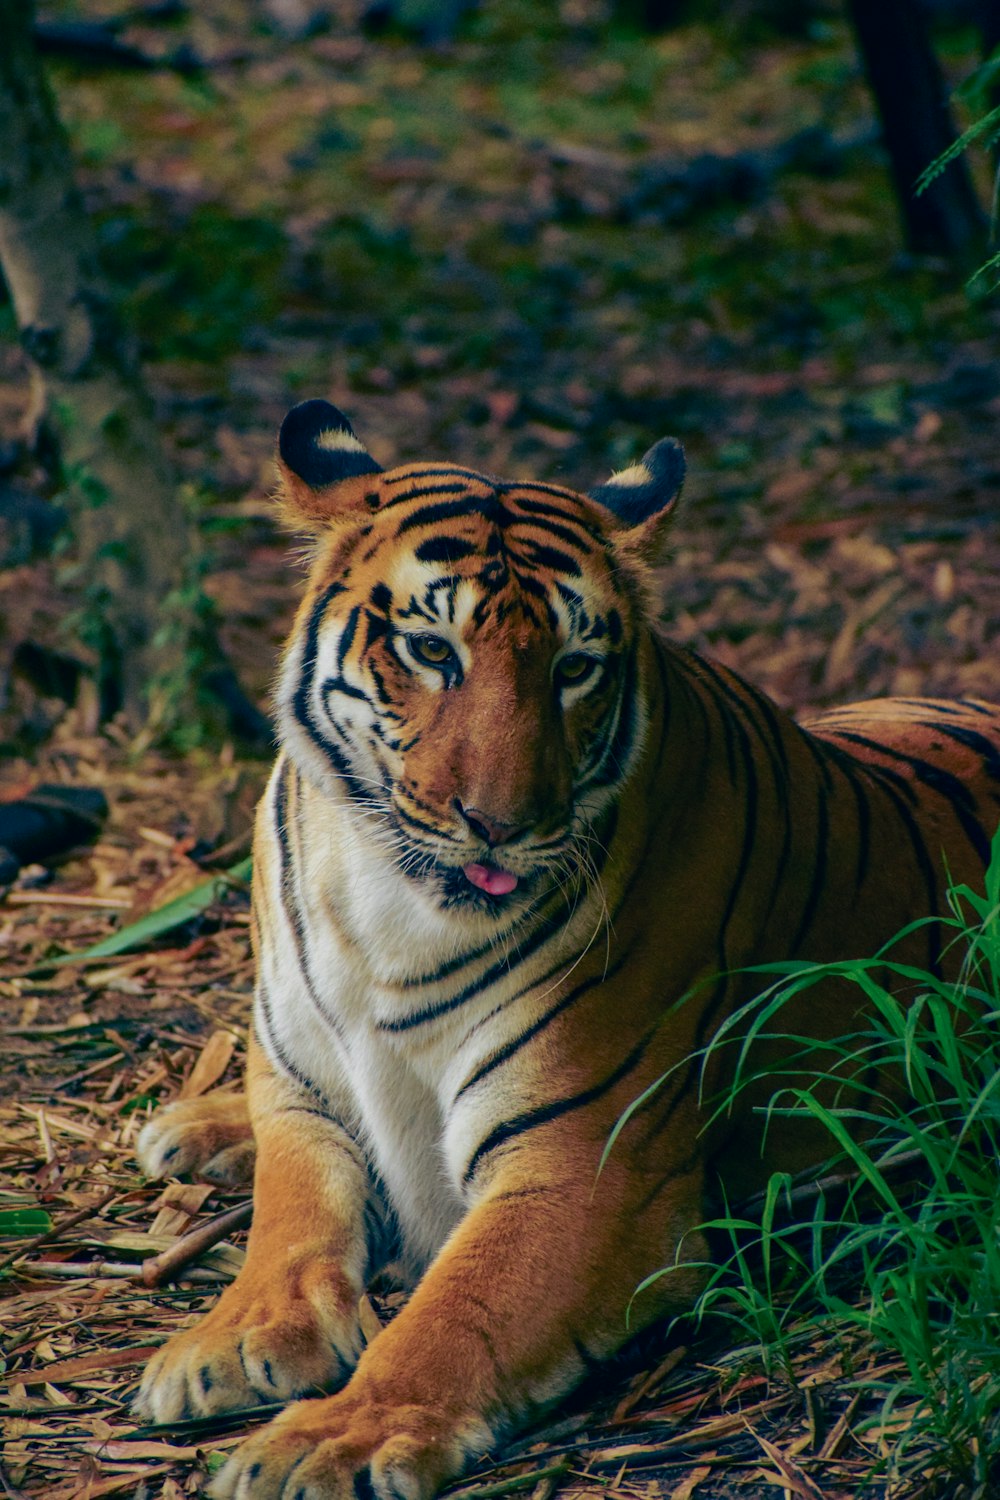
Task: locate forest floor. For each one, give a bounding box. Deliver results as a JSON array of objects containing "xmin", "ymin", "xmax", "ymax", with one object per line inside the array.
[{"xmin": 2, "ymin": 2, "xmax": 1000, "ymax": 1498}]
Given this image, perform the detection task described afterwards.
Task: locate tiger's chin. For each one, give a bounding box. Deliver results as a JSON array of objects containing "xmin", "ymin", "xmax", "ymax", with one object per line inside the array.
[
  {"xmin": 401, "ymin": 855, "xmax": 567, "ymax": 918},
  {"xmin": 437, "ymin": 861, "xmax": 538, "ymax": 915}
]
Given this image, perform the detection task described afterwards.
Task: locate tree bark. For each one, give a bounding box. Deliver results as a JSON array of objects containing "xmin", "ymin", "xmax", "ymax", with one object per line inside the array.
[
  {"xmin": 0, "ymin": 0, "xmax": 204, "ymax": 730},
  {"xmin": 846, "ymin": 0, "xmax": 986, "ymax": 259}
]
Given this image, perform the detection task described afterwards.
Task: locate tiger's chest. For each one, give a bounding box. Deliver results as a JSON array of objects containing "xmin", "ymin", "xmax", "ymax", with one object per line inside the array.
[{"xmin": 254, "ymin": 757, "xmax": 595, "ymax": 1273}]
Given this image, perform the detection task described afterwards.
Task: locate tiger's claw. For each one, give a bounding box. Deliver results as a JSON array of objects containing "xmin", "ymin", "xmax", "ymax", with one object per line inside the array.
[
  {"xmin": 133, "ymin": 1252, "xmax": 364, "ymax": 1423},
  {"xmin": 137, "ymin": 1093, "xmax": 256, "ymax": 1187}
]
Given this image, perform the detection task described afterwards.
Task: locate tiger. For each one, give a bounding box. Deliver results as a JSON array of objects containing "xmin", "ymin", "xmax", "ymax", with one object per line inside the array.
[{"xmin": 135, "ymin": 399, "xmax": 1000, "ymax": 1500}]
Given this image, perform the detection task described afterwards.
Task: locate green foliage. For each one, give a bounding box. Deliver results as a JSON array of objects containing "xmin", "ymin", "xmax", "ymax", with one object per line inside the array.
[
  {"xmin": 918, "ymin": 50, "xmax": 1000, "ymax": 293},
  {"xmin": 100, "ymin": 205, "xmax": 288, "ymax": 362},
  {"xmin": 0, "ymin": 1208, "xmax": 53, "ymax": 1237},
  {"xmin": 632, "ymin": 827, "xmax": 1000, "ymax": 1493},
  {"xmin": 49, "ymin": 855, "xmax": 252, "ymax": 967},
  {"xmin": 915, "ymin": 102, "xmax": 1000, "ymax": 197}
]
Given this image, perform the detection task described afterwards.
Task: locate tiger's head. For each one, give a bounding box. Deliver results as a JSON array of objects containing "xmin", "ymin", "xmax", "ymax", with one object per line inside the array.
[{"xmin": 275, "ymin": 400, "xmax": 684, "ymax": 916}]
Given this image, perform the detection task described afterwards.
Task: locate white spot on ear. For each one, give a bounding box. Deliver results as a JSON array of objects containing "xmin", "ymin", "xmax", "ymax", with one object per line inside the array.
[
  {"xmin": 606, "ymin": 462, "xmax": 653, "ymax": 488},
  {"xmin": 316, "ymin": 427, "xmax": 369, "ymax": 455}
]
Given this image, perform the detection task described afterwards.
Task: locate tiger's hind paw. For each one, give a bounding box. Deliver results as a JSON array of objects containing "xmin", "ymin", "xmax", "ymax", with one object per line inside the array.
[{"xmin": 137, "ymin": 1092, "xmax": 255, "ymax": 1186}]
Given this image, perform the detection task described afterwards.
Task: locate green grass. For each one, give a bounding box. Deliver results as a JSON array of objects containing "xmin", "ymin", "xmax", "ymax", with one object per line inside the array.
[{"xmin": 625, "ymin": 827, "xmax": 1000, "ymax": 1496}]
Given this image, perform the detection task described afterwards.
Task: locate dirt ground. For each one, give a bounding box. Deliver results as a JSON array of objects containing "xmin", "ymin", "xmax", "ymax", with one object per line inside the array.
[{"xmin": 2, "ymin": 2, "xmax": 999, "ymax": 1497}]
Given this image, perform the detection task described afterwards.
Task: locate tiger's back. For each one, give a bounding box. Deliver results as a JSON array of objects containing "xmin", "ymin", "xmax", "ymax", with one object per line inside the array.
[{"xmin": 136, "ymin": 403, "xmax": 1000, "ymax": 1500}]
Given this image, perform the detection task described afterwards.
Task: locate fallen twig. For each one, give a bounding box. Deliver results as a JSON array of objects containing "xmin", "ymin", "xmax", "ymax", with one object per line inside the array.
[
  {"xmin": 125, "ymin": 1400, "xmax": 286, "ymax": 1442},
  {"xmin": 0, "ymin": 1186, "xmax": 122, "ymax": 1277},
  {"xmin": 444, "ymin": 1463, "xmax": 571, "ymax": 1500},
  {"xmin": 4, "ymin": 892, "xmax": 132, "ymax": 908},
  {"xmin": 140, "ymin": 1199, "xmax": 252, "ymax": 1287},
  {"xmin": 14, "ymin": 1260, "xmax": 228, "ymax": 1283}
]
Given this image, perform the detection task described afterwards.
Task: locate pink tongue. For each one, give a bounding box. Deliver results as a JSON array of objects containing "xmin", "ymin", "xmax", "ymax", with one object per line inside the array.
[{"xmin": 463, "ymin": 863, "xmax": 519, "ymax": 896}]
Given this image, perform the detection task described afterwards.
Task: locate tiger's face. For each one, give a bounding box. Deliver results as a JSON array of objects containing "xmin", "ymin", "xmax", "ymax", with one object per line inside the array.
[{"xmin": 275, "ymin": 402, "xmax": 685, "ymax": 916}]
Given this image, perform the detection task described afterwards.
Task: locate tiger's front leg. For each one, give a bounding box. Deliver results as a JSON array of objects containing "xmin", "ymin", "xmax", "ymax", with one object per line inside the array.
[
  {"xmin": 135, "ymin": 1038, "xmax": 377, "ymax": 1421},
  {"xmin": 210, "ymin": 1126, "xmax": 707, "ymax": 1500}
]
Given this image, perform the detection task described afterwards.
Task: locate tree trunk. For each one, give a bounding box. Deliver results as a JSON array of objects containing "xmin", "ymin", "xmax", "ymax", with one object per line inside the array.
[
  {"xmin": 0, "ymin": 0, "xmax": 205, "ymax": 731},
  {"xmin": 846, "ymin": 0, "xmax": 986, "ymax": 259}
]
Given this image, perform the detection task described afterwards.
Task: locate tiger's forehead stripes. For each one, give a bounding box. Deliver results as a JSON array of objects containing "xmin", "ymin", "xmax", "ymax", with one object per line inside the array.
[
  {"xmin": 381, "ymin": 470, "xmax": 602, "ymax": 554},
  {"xmin": 333, "ymin": 472, "xmax": 621, "ymax": 640}
]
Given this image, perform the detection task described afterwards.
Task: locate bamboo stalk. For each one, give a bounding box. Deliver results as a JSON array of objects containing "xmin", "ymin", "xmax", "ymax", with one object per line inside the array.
[
  {"xmin": 140, "ymin": 1200, "xmax": 253, "ymax": 1287},
  {"xmin": 14, "ymin": 1260, "xmax": 229, "ymax": 1284}
]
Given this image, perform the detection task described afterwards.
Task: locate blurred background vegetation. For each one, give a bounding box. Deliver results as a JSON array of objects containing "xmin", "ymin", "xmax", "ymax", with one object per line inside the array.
[{"xmin": 0, "ymin": 0, "xmax": 998, "ymax": 746}]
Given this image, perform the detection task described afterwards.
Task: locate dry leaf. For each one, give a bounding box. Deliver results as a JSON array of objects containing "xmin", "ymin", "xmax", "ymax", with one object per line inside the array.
[
  {"xmin": 668, "ymin": 1467, "xmax": 713, "ymax": 1500},
  {"xmin": 753, "ymin": 1434, "xmax": 824, "ymax": 1499},
  {"xmin": 18, "ymin": 1345, "xmax": 161, "ymax": 1387},
  {"xmin": 178, "ymin": 1031, "xmax": 238, "ymax": 1099}
]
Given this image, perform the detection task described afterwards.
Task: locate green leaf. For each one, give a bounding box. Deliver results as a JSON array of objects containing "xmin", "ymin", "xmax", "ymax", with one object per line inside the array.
[
  {"xmin": 120, "ymin": 1091, "xmax": 163, "ymax": 1116},
  {"xmin": 47, "ymin": 857, "xmax": 253, "ymax": 967},
  {"xmin": 915, "ymin": 103, "xmax": 1000, "ymax": 195},
  {"xmin": 0, "ymin": 1208, "xmax": 53, "ymax": 1237}
]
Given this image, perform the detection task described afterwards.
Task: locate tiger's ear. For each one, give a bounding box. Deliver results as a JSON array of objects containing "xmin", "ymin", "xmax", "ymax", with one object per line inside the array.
[
  {"xmin": 276, "ymin": 399, "xmax": 383, "ymax": 529},
  {"xmin": 588, "ymin": 437, "xmax": 685, "ymax": 552}
]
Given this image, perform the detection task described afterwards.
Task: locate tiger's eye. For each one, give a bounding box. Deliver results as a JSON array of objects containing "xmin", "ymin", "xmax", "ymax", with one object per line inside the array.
[
  {"xmin": 410, "ymin": 633, "xmax": 455, "ymax": 667},
  {"xmin": 557, "ymin": 653, "xmax": 597, "ymax": 685}
]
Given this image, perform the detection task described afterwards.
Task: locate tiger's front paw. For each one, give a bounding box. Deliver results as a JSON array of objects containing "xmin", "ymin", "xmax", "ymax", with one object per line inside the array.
[
  {"xmin": 137, "ymin": 1092, "xmax": 255, "ymax": 1186},
  {"xmin": 208, "ymin": 1386, "xmax": 490, "ymax": 1500},
  {"xmin": 133, "ymin": 1252, "xmax": 364, "ymax": 1423}
]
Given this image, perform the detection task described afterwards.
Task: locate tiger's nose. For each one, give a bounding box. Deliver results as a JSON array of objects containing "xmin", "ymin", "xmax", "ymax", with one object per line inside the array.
[{"xmin": 455, "ymin": 801, "xmax": 529, "ymax": 847}]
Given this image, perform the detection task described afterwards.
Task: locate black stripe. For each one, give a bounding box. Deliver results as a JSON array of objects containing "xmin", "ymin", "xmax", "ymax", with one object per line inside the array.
[
  {"xmin": 396, "ymin": 496, "xmax": 490, "ymax": 535},
  {"xmin": 521, "ymin": 541, "xmax": 582, "ymax": 576},
  {"xmin": 383, "ymin": 482, "xmax": 485, "ymax": 510},
  {"xmin": 455, "ymin": 953, "xmax": 632, "ymax": 1101},
  {"xmin": 513, "ymin": 495, "xmax": 605, "ymax": 543},
  {"xmin": 788, "ymin": 743, "xmax": 830, "ymax": 955},
  {"xmin": 384, "ymin": 467, "xmax": 489, "ymax": 487},
  {"xmin": 633, "ymin": 1137, "xmax": 707, "ymax": 1216},
  {"xmin": 322, "ymin": 675, "xmax": 370, "ymax": 704},
  {"xmin": 822, "ymin": 744, "xmax": 944, "ymax": 973},
  {"xmin": 887, "ymin": 698, "xmax": 976, "ymax": 717},
  {"xmin": 292, "ymin": 583, "xmax": 376, "ymax": 805},
  {"xmin": 826, "ymin": 751, "xmax": 873, "ymax": 895},
  {"xmin": 578, "ymin": 641, "xmax": 639, "ymax": 791},
  {"xmin": 517, "ymin": 515, "xmax": 595, "ymax": 554},
  {"xmin": 415, "ymin": 535, "xmax": 478, "ymax": 564},
  {"xmin": 509, "ymin": 567, "xmax": 549, "ymax": 600},
  {"xmin": 337, "ymin": 605, "xmax": 360, "ymax": 669},
  {"xmin": 275, "ymin": 763, "xmax": 351, "ymax": 1043},
  {"xmin": 392, "ymin": 800, "xmax": 456, "ymax": 841},
  {"xmin": 832, "ymin": 730, "xmax": 992, "ymax": 866},
  {"xmin": 379, "ymin": 891, "xmax": 581, "ymax": 1032},
  {"xmin": 917, "ymin": 720, "xmax": 1000, "ymax": 779},
  {"xmin": 462, "ymin": 1030, "xmax": 655, "ymax": 1185},
  {"xmin": 515, "ymin": 523, "xmax": 592, "ymax": 560},
  {"xmin": 502, "ymin": 479, "xmax": 598, "ymax": 507},
  {"xmin": 687, "ymin": 656, "xmax": 795, "ymax": 910},
  {"xmin": 670, "ymin": 662, "xmax": 759, "ymax": 1053},
  {"xmin": 252, "ymin": 994, "xmax": 328, "ymax": 1105}
]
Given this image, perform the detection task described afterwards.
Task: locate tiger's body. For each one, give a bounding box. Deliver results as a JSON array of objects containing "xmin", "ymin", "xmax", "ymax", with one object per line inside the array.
[{"xmin": 136, "ymin": 402, "xmax": 1000, "ymax": 1500}]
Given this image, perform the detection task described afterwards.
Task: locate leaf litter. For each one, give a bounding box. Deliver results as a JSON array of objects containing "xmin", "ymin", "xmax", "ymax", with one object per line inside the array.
[{"xmin": 2, "ymin": 2, "xmax": 1000, "ymax": 1498}]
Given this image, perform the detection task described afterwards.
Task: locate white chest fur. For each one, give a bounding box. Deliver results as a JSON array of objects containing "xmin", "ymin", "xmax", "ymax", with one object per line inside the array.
[{"xmin": 253, "ymin": 755, "xmax": 599, "ymax": 1276}]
